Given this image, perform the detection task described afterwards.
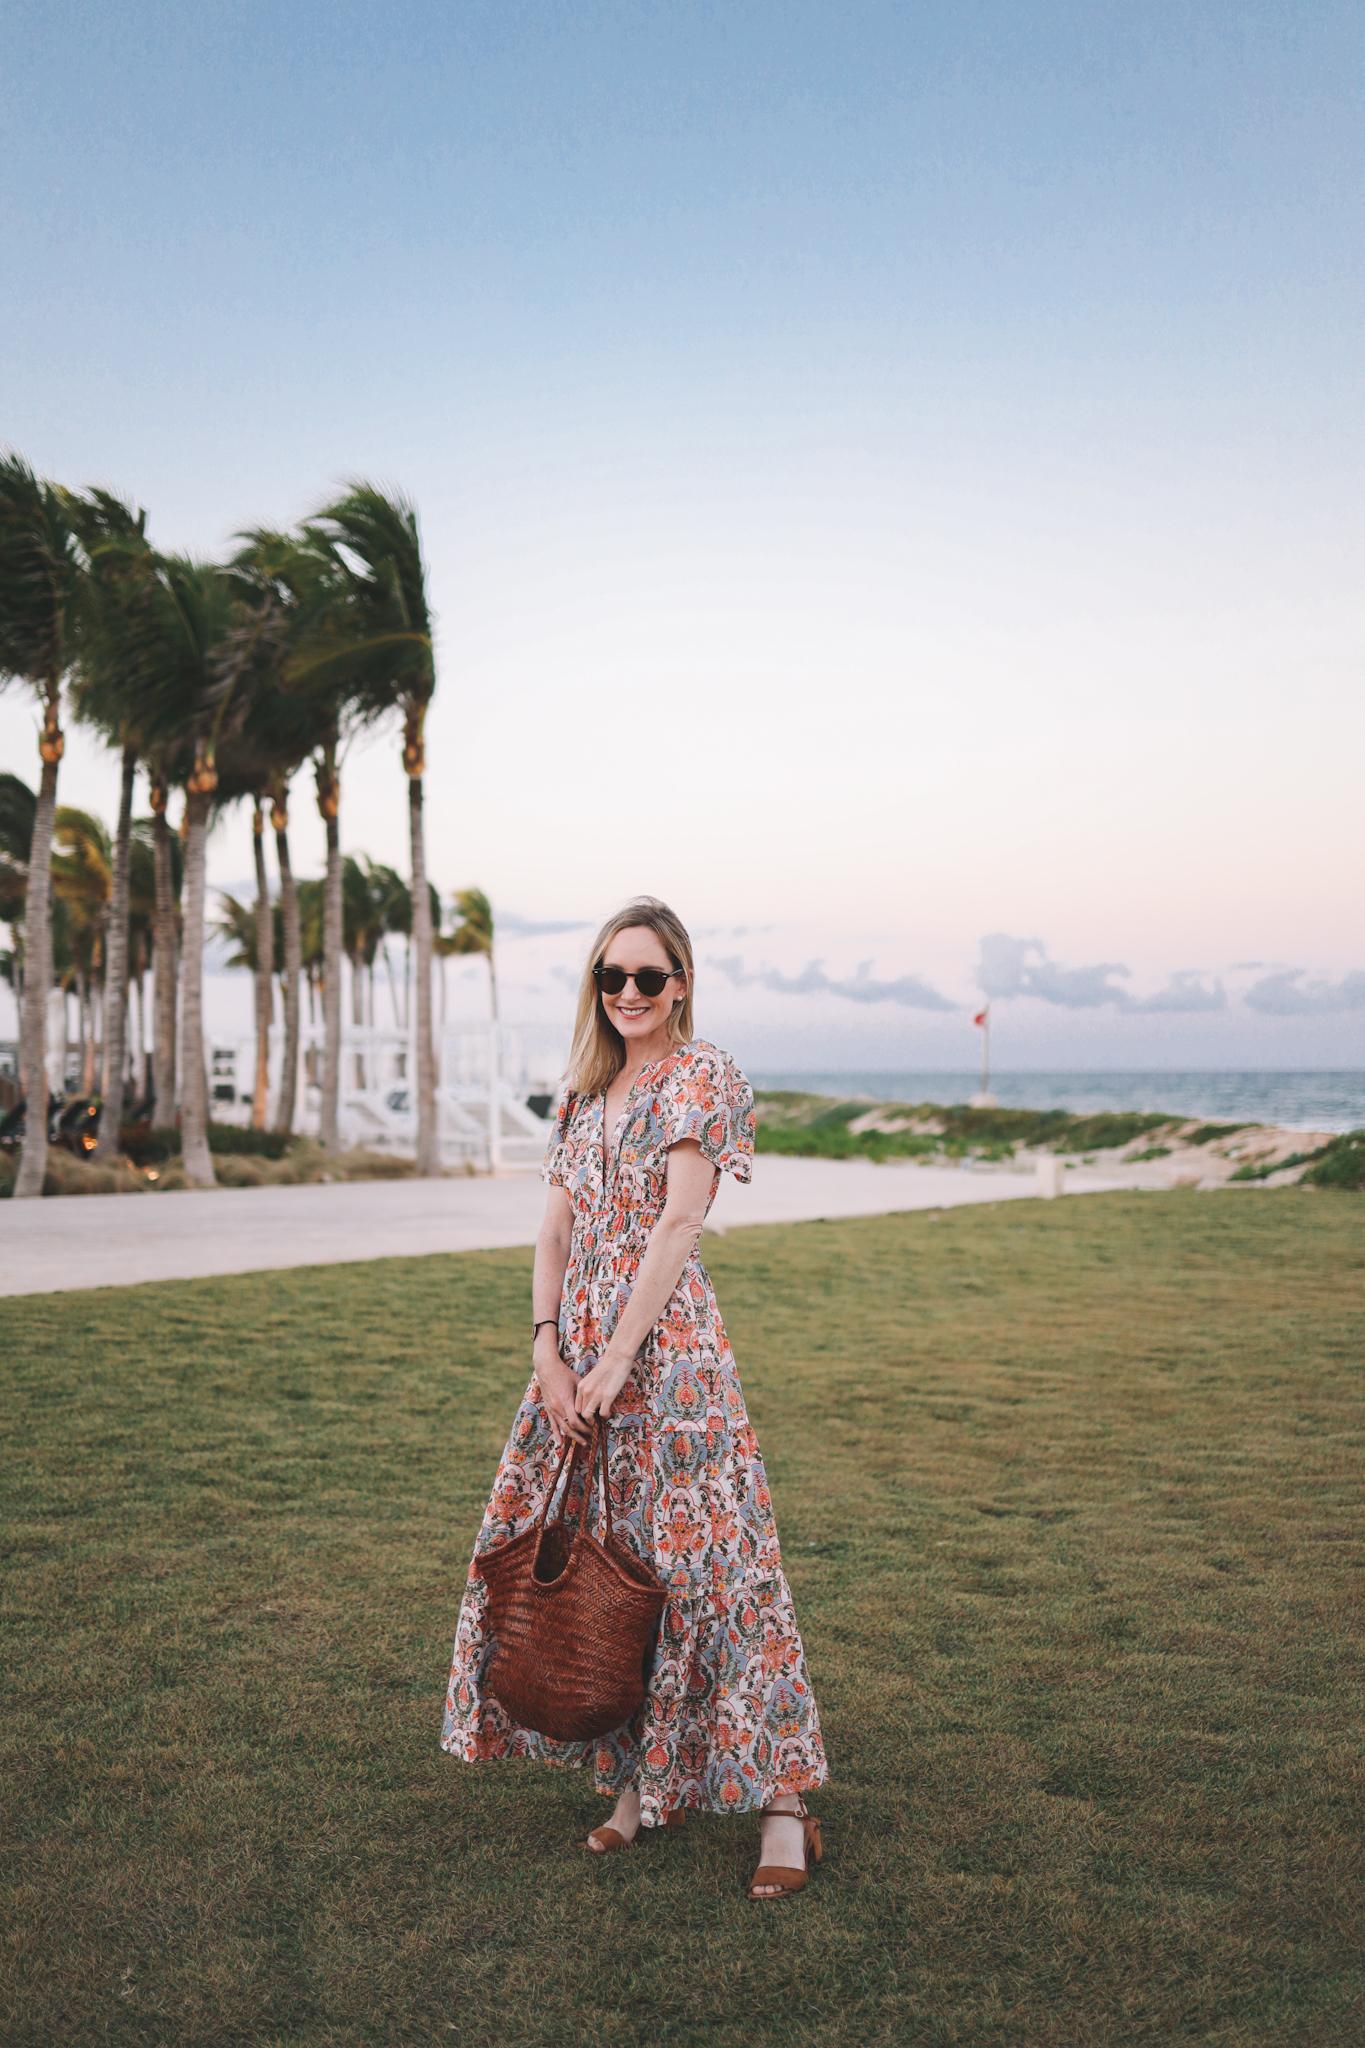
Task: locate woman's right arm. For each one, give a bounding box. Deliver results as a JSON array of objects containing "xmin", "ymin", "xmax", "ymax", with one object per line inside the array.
[{"xmin": 532, "ymin": 1188, "xmax": 590, "ymax": 1447}]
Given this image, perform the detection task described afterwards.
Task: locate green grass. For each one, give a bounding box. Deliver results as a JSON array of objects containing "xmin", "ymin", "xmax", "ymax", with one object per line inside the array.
[{"xmin": 3, "ymin": 1194, "xmax": 1363, "ymax": 2046}]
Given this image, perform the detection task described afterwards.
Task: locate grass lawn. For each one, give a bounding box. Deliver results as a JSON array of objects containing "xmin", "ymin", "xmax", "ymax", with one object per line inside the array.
[{"xmin": 2, "ymin": 1192, "xmax": 1362, "ymax": 2046}]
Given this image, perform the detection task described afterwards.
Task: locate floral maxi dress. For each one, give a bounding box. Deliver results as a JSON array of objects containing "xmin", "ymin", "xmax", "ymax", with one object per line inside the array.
[{"xmin": 440, "ymin": 1037, "xmax": 829, "ymax": 1826}]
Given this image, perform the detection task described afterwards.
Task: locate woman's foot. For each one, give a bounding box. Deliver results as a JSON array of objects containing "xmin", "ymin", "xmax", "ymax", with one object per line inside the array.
[
  {"xmin": 584, "ymin": 1785, "xmax": 641, "ymax": 1852},
  {"xmin": 750, "ymin": 1795, "xmax": 808, "ymax": 1897}
]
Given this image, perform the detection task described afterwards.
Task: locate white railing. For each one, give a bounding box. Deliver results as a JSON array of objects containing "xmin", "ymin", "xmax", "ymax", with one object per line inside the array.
[{"xmin": 207, "ymin": 1018, "xmax": 560, "ymax": 1173}]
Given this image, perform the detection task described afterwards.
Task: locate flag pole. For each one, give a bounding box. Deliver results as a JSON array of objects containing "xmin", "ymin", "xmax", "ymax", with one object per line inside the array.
[{"xmin": 971, "ymin": 1003, "xmax": 994, "ymax": 1107}]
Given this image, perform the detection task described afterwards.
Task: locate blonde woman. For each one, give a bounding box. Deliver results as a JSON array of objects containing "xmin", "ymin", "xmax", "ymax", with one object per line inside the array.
[{"xmin": 442, "ymin": 896, "xmax": 829, "ymax": 1899}]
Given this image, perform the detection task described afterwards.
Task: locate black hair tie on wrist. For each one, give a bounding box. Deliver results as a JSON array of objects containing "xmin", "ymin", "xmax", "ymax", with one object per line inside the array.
[{"xmin": 533, "ymin": 1319, "xmax": 557, "ymax": 1337}]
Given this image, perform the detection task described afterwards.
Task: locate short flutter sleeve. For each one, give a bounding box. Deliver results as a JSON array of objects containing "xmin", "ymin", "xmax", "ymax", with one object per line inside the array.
[
  {"xmin": 660, "ymin": 1042, "xmax": 755, "ymax": 1184},
  {"xmin": 540, "ymin": 1078, "xmax": 575, "ymax": 1188}
]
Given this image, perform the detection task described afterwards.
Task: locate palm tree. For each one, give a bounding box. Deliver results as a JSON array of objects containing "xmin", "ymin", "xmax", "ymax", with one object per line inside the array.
[
  {"xmin": 0, "ymin": 772, "xmax": 36, "ymax": 1000},
  {"xmin": 0, "ymin": 454, "xmax": 85, "ymax": 1197},
  {"xmin": 233, "ymin": 526, "xmax": 377, "ymax": 1151},
  {"xmin": 296, "ymin": 876, "xmax": 325, "ymax": 1027},
  {"xmin": 267, "ymin": 777, "xmax": 302, "ymax": 1133},
  {"xmin": 368, "ymin": 861, "xmax": 412, "ymax": 1028},
  {"xmin": 119, "ymin": 551, "xmax": 241, "ymax": 1186},
  {"xmin": 213, "ymin": 888, "xmax": 284, "ymax": 984},
  {"xmin": 341, "ymin": 853, "xmax": 410, "ymax": 1031},
  {"xmin": 68, "ymin": 489, "xmax": 154, "ymax": 1155},
  {"xmin": 342, "ymin": 853, "xmax": 377, "ymax": 1029},
  {"xmin": 444, "ymin": 887, "xmax": 501, "ymax": 1167},
  {"xmin": 126, "ymin": 821, "xmax": 160, "ymax": 1106},
  {"xmin": 130, "ymin": 798, "xmax": 181, "ymax": 1122},
  {"xmin": 50, "ymin": 806, "xmax": 112, "ymax": 1095},
  {"xmin": 227, "ymin": 529, "xmax": 341, "ymax": 1136},
  {"xmin": 143, "ymin": 761, "xmax": 180, "ymax": 1122},
  {"xmin": 306, "ymin": 486, "xmax": 439, "ymax": 1172}
]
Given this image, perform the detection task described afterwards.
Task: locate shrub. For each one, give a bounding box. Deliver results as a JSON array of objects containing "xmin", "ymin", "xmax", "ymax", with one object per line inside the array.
[
  {"xmin": 1048, "ymin": 1112, "xmax": 1174, "ymax": 1154},
  {"xmin": 1301, "ymin": 1132, "xmax": 1365, "ymax": 1192},
  {"xmin": 208, "ymin": 1122, "xmax": 294, "ymax": 1160},
  {"xmin": 1229, "ymin": 1147, "xmax": 1328, "ymax": 1184},
  {"xmin": 1184, "ymin": 1120, "xmax": 1257, "ymax": 1146},
  {"xmin": 119, "ymin": 1124, "xmax": 180, "ymax": 1167}
]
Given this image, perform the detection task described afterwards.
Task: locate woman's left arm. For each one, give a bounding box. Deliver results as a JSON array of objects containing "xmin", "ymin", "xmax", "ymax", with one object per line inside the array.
[{"xmin": 574, "ymin": 1138, "xmax": 717, "ymax": 1420}]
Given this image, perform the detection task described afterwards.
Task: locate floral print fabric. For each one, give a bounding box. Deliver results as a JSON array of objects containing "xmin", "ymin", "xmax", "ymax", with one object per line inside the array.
[{"xmin": 441, "ymin": 1037, "xmax": 829, "ymax": 1826}]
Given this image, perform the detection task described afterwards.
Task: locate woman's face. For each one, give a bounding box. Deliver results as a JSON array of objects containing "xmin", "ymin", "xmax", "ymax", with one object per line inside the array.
[{"xmin": 598, "ymin": 923, "xmax": 685, "ymax": 1052}]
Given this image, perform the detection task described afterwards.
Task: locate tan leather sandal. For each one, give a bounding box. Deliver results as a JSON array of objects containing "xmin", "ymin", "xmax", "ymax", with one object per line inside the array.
[
  {"xmin": 581, "ymin": 1807, "xmax": 687, "ymax": 1852},
  {"xmin": 746, "ymin": 1796, "xmax": 824, "ymax": 1900}
]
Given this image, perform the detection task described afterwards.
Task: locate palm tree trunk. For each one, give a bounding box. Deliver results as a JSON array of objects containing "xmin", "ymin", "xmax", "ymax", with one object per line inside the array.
[
  {"xmin": 349, "ymin": 948, "xmax": 366, "ymax": 1091},
  {"xmin": 273, "ymin": 817, "xmax": 301, "ymax": 1136},
  {"xmin": 14, "ymin": 739, "xmax": 60, "ymax": 1199},
  {"xmin": 75, "ymin": 968, "xmax": 89, "ymax": 1093},
  {"xmin": 250, "ymin": 801, "xmax": 273, "ymax": 1130},
  {"xmin": 92, "ymin": 742, "xmax": 136, "ymax": 1157},
  {"xmin": 151, "ymin": 800, "xmax": 177, "ymax": 1125},
  {"xmin": 179, "ymin": 787, "xmax": 215, "ymax": 1188},
  {"xmin": 384, "ymin": 942, "xmax": 403, "ymax": 1029},
  {"xmin": 408, "ymin": 770, "xmax": 438, "ymax": 1174},
  {"xmin": 132, "ymin": 968, "xmax": 146, "ymax": 1104},
  {"xmin": 81, "ymin": 978, "xmax": 97, "ymax": 1096},
  {"xmin": 320, "ymin": 816, "xmax": 342, "ymax": 1149}
]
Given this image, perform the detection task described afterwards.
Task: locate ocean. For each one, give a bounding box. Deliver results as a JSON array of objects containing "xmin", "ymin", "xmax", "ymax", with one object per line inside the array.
[{"xmin": 749, "ymin": 1070, "xmax": 1365, "ymax": 1135}]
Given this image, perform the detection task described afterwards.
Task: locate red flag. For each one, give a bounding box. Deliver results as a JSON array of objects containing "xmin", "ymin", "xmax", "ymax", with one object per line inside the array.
[{"xmin": 973, "ymin": 1008, "xmax": 988, "ymax": 1027}]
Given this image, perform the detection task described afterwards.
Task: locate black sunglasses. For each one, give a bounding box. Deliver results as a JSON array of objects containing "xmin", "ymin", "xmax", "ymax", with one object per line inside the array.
[{"xmin": 593, "ymin": 963, "xmax": 684, "ymax": 998}]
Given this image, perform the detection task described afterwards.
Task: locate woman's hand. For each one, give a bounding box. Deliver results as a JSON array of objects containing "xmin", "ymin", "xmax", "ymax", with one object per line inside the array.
[
  {"xmin": 574, "ymin": 1350, "xmax": 634, "ymax": 1422},
  {"xmin": 535, "ymin": 1346, "xmax": 590, "ymax": 1449}
]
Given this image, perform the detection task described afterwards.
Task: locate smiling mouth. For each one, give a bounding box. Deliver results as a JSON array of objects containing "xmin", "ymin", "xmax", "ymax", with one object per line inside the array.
[{"xmin": 617, "ymin": 1004, "xmax": 650, "ymax": 1016}]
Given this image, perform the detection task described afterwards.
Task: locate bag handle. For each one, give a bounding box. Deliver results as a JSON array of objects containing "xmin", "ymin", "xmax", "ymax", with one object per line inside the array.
[
  {"xmin": 574, "ymin": 1418, "xmax": 613, "ymax": 1547},
  {"xmin": 536, "ymin": 1415, "xmax": 614, "ymax": 1547}
]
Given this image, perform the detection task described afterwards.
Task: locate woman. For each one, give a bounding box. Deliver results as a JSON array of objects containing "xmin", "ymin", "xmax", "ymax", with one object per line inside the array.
[{"xmin": 441, "ymin": 895, "xmax": 829, "ymax": 1899}]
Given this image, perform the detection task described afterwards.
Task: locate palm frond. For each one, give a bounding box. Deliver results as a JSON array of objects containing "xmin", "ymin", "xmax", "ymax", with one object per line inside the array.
[{"xmin": 0, "ymin": 451, "xmax": 84, "ymax": 693}]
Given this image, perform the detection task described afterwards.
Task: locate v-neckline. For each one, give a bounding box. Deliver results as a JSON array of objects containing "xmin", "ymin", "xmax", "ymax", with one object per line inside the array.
[{"xmin": 600, "ymin": 1043, "xmax": 684, "ymax": 1197}]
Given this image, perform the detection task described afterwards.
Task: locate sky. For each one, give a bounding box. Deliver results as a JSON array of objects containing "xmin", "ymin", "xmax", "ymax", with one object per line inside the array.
[{"xmin": 2, "ymin": 0, "xmax": 1362, "ymax": 1073}]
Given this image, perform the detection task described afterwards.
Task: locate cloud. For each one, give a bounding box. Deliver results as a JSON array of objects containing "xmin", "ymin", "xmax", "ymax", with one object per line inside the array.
[
  {"xmin": 977, "ymin": 933, "xmax": 1131, "ymax": 1008},
  {"xmin": 1242, "ymin": 968, "xmax": 1365, "ymax": 1015},
  {"xmin": 1130, "ymin": 971, "xmax": 1227, "ymax": 1014},
  {"xmin": 707, "ymin": 953, "xmax": 955, "ymax": 1011},
  {"xmin": 976, "ymin": 935, "xmax": 1224, "ymax": 1013}
]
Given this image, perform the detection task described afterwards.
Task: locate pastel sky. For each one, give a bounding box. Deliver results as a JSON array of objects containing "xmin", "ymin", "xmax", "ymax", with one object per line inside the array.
[{"xmin": 3, "ymin": 0, "xmax": 1362, "ymax": 1071}]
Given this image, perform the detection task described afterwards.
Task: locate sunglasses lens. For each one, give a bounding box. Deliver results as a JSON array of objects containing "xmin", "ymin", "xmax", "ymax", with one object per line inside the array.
[{"xmin": 594, "ymin": 966, "xmax": 673, "ymax": 997}]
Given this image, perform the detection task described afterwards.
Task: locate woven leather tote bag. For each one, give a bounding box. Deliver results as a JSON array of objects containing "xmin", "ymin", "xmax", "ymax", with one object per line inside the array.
[{"xmin": 478, "ymin": 1417, "xmax": 669, "ymax": 1741}]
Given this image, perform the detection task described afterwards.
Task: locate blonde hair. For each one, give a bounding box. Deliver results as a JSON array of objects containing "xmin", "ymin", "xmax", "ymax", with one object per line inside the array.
[{"xmin": 564, "ymin": 895, "xmax": 696, "ymax": 1096}]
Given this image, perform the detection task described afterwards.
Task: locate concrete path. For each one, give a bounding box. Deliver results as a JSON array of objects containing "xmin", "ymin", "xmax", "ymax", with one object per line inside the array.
[{"xmin": 0, "ymin": 1155, "xmax": 1141, "ymax": 1298}]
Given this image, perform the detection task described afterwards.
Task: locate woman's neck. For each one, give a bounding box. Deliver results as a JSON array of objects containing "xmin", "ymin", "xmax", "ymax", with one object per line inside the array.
[{"xmin": 619, "ymin": 1030, "xmax": 676, "ymax": 1080}]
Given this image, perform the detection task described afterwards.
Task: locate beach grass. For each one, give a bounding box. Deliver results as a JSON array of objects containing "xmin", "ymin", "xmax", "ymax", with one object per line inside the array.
[
  {"xmin": 755, "ymin": 1093, "xmax": 1185, "ymax": 1164},
  {"xmin": 2, "ymin": 1192, "xmax": 1362, "ymax": 2045}
]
